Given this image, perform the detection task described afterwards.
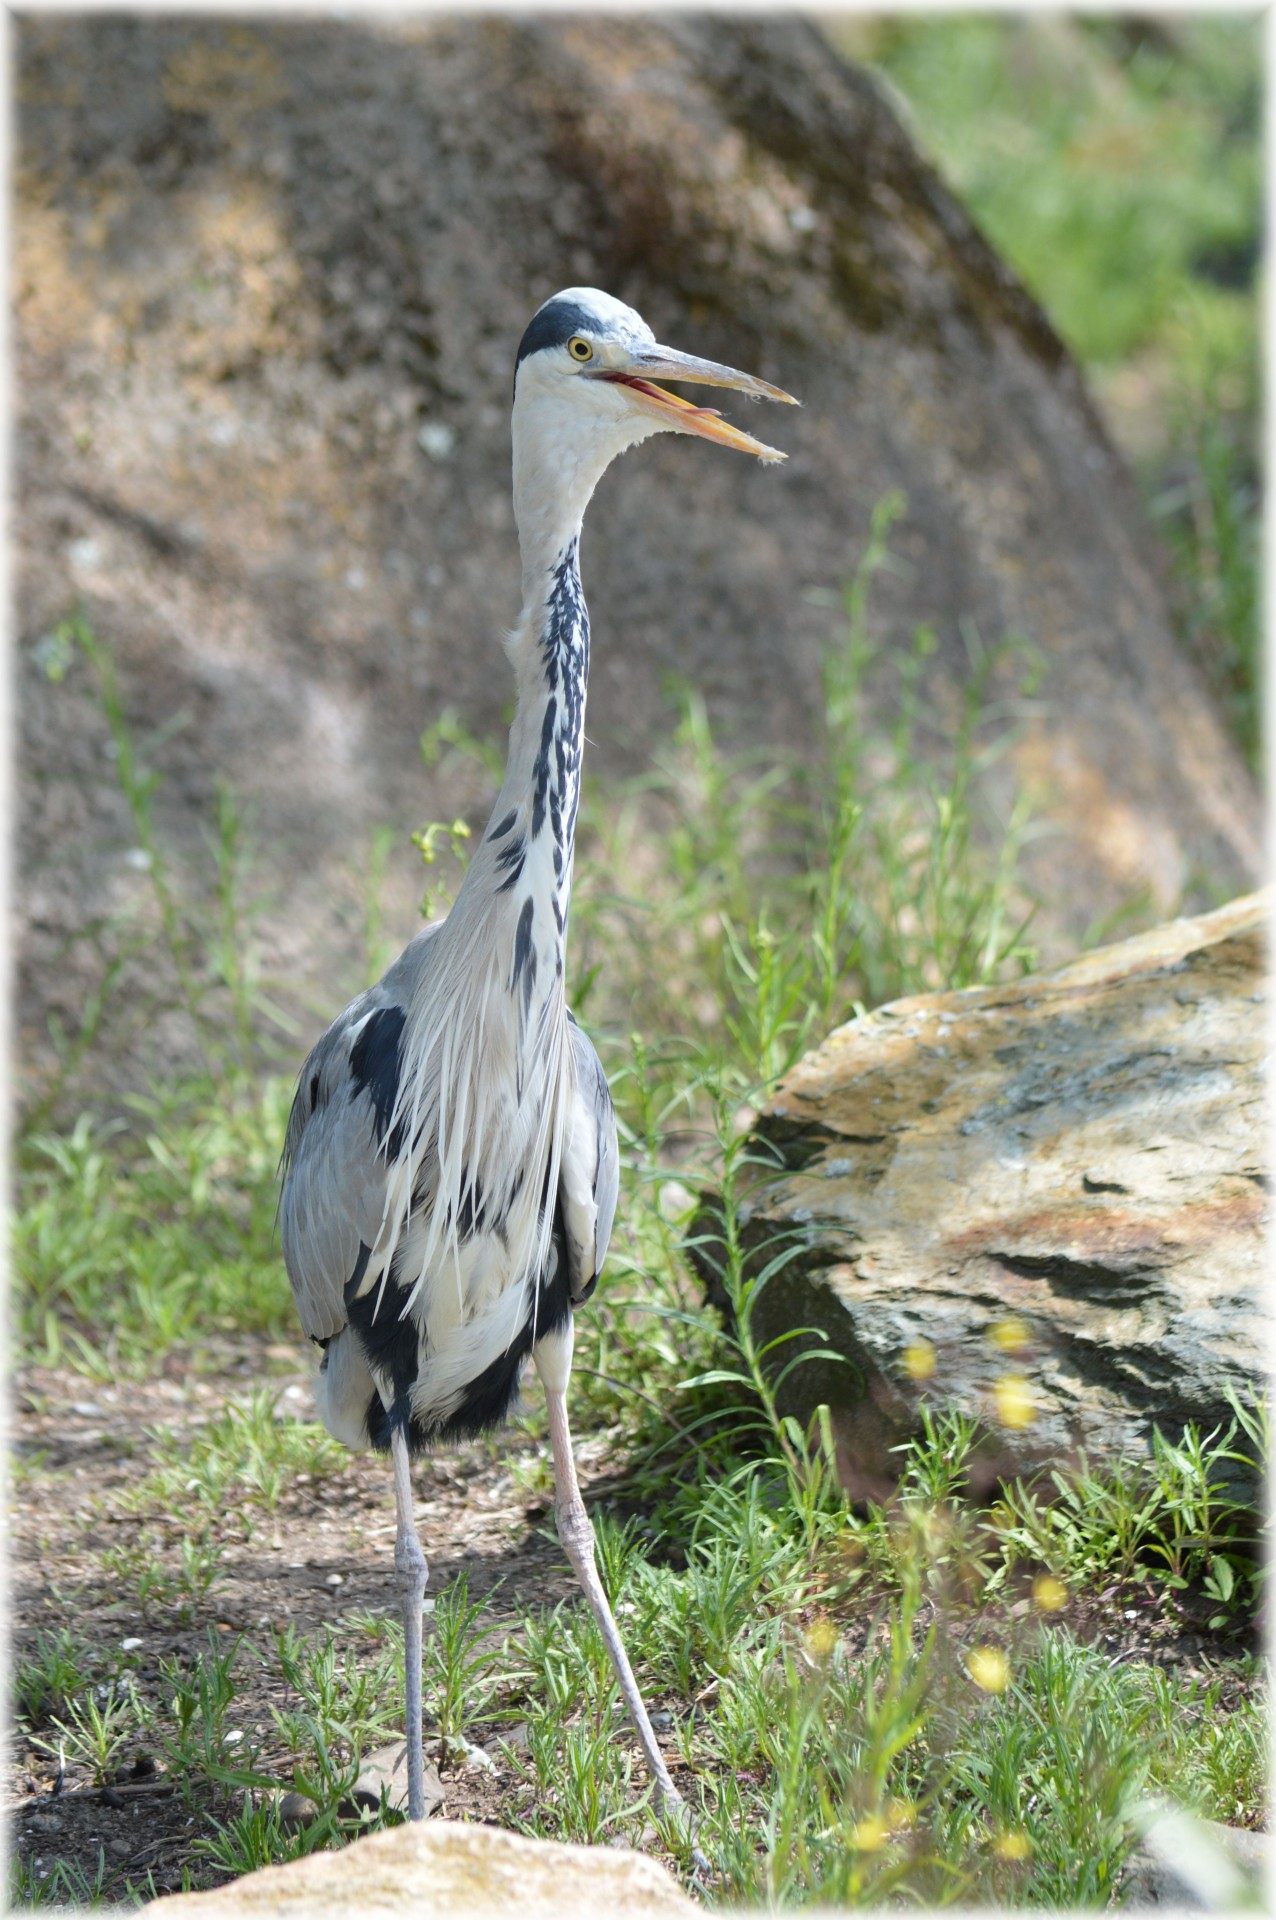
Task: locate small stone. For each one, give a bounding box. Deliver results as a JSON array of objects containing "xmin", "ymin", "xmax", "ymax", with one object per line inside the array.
[
  {"xmin": 418, "ymin": 422, "xmax": 457, "ymax": 462},
  {"xmin": 121, "ymin": 1637, "xmax": 143, "ymax": 1652},
  {"xmin": 278, "ymin": 1790, "xmax": 319, "ymax": 1832},
  {"xmin": 460, "ymin": 1739, "xmax": 497, "ymax": 1774},
  {"xmin": 344, "ymin": 1741, "xmax": 445, "ymax": 1817}
]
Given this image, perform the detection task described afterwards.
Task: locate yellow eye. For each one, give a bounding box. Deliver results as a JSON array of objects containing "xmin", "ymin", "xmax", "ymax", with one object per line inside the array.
[{"xmin": 567, "ymin": 337, "xmax": 593, "ymax": 362}]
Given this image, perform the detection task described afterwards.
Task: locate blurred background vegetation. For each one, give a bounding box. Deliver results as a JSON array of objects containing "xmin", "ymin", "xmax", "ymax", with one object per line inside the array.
[{"xmin": 832, "ymin": 11, "xmax": 1261, "ymax": 768}]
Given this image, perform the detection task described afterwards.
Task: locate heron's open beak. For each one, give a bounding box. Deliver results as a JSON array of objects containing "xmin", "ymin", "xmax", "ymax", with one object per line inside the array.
[{"xmin": 595, "ymin": 344, "xmax": 799, "ymax": 464}]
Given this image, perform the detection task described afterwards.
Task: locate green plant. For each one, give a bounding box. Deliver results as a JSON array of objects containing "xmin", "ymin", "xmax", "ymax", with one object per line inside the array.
[
  {"xmin": 422, "ymin": 1569, "xmax": 508, "ymax": 1754},
  {"xmin": 14, "ymin": 1627, "xmax": 96, "ymax": 1727},
  {"xmin": 31, "ymin": 1680, "xmax": 143, "ymax": 1787},
  {"xmin": 152, "ymin": 1634, "xmax": 251, "ymax": 1802},
  {"xmin": 127, "ymin": 1392, "xmax": 347, "ymax": 1521},
  {"xmin": 846, "ymin": 15, "xmax": 1260, "ymax": 767},
  {"xmin": 192, "ymin": 1796, "xmax": 342, "ymax": 1878},
  {"xmin": 9, "ymin": 1849, "xmax": 115, "ymax": 1909}
]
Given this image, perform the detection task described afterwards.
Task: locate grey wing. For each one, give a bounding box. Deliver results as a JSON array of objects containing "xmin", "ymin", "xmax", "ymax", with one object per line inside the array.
[
  {"xmin": 558, "ymin": 1012, "xmax": 620, "ymax": 1304},
  {"xmin": 280, "ymin": 926, "xmax": 440, "ymax": 1343}
]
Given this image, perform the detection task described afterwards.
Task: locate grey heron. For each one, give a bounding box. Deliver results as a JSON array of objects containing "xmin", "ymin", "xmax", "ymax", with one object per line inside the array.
[{"xmin": 280, "ymin": 287, "xmax": 795, "ymax": 1839}]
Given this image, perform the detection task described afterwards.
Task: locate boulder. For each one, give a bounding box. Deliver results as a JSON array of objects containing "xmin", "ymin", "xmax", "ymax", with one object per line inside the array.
[
  {"xmin": 1122, "ymin": 1801, "xmax": 1270, "ymax": 1909},
  {"xmin": 14, "ymin": 13, "xmax": 1259, "ymax": 1109},
  {"xmin": 693, "ymin": 894, "xmax": 1268, "ymax": 1497},
  {"xmin": 144, "ymin": 1819, "xmax": 695, "ymax": 1917}
]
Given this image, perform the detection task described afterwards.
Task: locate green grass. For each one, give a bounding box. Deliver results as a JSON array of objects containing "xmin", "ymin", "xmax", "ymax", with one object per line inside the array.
[
  {"xmin": 121, "ymin": 1391, "xmax": 349, "ymax": 1521},
  {"xmin": 836, "ymin": 14, "xmax": 1261, "ymax": 768},
  {"xmin": 11, "ymin": 486, "xmax": 1266, "ymax": 1908}
]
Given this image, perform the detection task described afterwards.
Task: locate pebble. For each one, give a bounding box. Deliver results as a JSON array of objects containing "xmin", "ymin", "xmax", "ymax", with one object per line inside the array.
[
  {"xmin": 418, "ymin": 422, "xmax": 457, "ymax": 462},
  {"xmin": 278, "ymin": 1790, "xmax": 318, "ymax": 1832},
  {"xmin": 344, "ymin": 1742, "xmax": 445, "ymax": 1815}
]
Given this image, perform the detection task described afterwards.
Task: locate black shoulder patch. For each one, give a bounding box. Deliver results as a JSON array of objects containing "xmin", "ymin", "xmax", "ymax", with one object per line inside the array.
[
  {"xmin": 515, "ymin": 299, "xmax": 599, "ymax": 379},
  {"xmin": 349, "ymin": 1004, "xmax": 406, "ymax": 1143}
]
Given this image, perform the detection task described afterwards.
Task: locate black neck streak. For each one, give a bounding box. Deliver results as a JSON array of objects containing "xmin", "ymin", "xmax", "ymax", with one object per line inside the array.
[
  {"xmin": 510, "ymin": 541, "xmax": 589, "ymax": 1026},
  {"xmin": 530, "ymin": 541, "xmax": 589, "ymax": 901}
]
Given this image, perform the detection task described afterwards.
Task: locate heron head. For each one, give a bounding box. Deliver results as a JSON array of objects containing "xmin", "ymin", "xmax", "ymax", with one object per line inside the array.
[
  {"xmin": 514, "ymin": 287, "xmax": 796, "ymax": 464},
  {"xmin": 509, "ymin": 289, "xmax": 796, "ymax": 564}
]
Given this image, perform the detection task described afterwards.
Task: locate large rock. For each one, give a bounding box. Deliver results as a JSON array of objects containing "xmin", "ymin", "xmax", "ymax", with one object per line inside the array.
[
  {"xmin": 15, "ymin": 15, "xmax": 1259, "ymax": 1107},
  {"xmin": 144, "ymin": 1819, "xmax": 695, "ymax": 1917},
  {"xmin": 694, "ymin": 894, "xmax": 1268, "ymax": 1497}
]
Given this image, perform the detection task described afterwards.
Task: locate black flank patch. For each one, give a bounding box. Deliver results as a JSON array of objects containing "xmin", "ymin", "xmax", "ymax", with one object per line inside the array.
[
  {"xmin": 347, "ymin": 1270, "xmax": 419, "ymax": 1399},
  {"xmin": 349, "ymin": 1005, "xmax": 406, "ymax": 1145},
  {"xmin": 363, "ymin": 1194, "xmax": 580, "ymax": 1458},
  {"xmin": 488, "ymin": 808, "xmax": 518, "ymax": 842}
]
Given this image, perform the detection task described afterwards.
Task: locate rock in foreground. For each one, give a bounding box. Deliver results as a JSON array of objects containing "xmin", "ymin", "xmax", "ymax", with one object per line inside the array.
[
  {"xmin": 695, "ymin": 894, "xmax": 1268, "ymax": 1497},
  {"xmin": 145, "ymin": 1819, "xmax": 695, "ymax": 1917}
]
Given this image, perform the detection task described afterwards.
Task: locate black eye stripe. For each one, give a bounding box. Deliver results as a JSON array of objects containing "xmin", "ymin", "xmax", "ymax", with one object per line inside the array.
[{"xmin": 515, "ymin": 300, "xmax": 603, "ymax": 378}]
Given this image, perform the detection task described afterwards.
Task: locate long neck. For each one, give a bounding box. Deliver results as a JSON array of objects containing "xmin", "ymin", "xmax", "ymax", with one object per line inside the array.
[
  {"xmin": 450, "ymin": 531, "xmax": 589, "ymax": 1012},
  {"xmin": 502, "ymin": 533, "xmax": 590, "ymax": 944}
]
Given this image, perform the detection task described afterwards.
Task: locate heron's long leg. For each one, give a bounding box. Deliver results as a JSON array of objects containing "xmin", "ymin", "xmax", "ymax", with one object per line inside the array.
[
  {"xmin": 391, "ymin": 1420, "xmax": 429, "ymax": 1822},
  {"xmin": 543, "ymin": 1384, "xmax": 701, "ymax": 1835}
]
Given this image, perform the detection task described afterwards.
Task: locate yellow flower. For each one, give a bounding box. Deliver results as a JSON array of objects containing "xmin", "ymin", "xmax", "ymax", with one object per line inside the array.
[
  {"xmin": 988, "ymin": 1317, "xmax": 1030, "ymax": 1353},
  {"xmin": 852, "ymin": 1813, "xmax": 888, "ymax": 1852},
  {"xmin": 1032, "ymin": 1573, "xmax": 1068, "ymax": 1613},
  {"xmin": 967, "ymin": 1646, "xmax": 1010, "ymax": 1694},
  {"xmin": 887, "ymin": 1797, "xmax": 916, "ymax": 1833},
  {"xmin": 804, "ymin": 1616, "xmax": 838, "ymax": 1663},
  {"xmin": 993, "ymin": 1829, "xmax": 1033, "ymax": 1861},
  {"xmin": 902, "ymin": 1340, "xmax": 936, "ymax": 1381},
  {"xmin": 993, "ymin": 1372, "xmax": 1036, "ymax": 1428}
]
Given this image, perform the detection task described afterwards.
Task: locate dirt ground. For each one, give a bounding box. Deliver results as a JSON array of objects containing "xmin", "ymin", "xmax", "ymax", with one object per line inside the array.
[
  {"xmin": 9, "ymin": 1342, "xmax": 608, "ymax": 1900},
  {"xmin": 9, "ymin": 1340, "xmax": 1259, "ymax": 1904}
]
